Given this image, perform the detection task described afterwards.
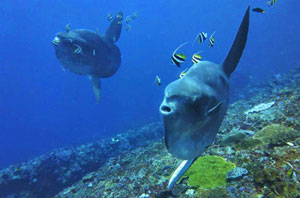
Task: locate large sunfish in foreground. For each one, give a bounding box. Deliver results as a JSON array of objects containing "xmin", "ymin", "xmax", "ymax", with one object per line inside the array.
[
  {"xmin": 159, "ymin": 7, "xmax": 250, "ymax": 190},
  {"xmin": 52, "ymin": 12, "xmax": 123, "ymax": 103}
]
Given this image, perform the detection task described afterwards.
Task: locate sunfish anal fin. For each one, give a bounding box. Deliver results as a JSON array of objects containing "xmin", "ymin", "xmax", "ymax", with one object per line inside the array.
[
  {"xmin": 88, "ymin": 75, "xmax": 101, "ymax": 104},
  {"xmin": 168, "ymin": 159, "xmax": 195, "ymax": 190}
]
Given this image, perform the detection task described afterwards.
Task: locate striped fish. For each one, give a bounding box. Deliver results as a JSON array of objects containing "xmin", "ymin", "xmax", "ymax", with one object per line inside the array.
[
  {"xmin": 74, "ymin": 44, "xmax": 82, "ymax": 54},
  {"xmin": 171, "ymin": 42, "xmax": 189, "ymax": 67},
  {"xmin": 192, "ymin": 51, "xmax": 204, "ymax": 64},
  {"xmin": 192, "ymin": 32, "xmax": 207, "ymax": 46},
  {"xmin": 268, "ymin": 0, "xmax": 277, "ymax": 6},
  {"xmin": 208, "ymin": 32, "xmax": 216, "ymax": 47},
  {"xmin": 179, "ymin": 68, "xmax": 189, "ymax": 79}
]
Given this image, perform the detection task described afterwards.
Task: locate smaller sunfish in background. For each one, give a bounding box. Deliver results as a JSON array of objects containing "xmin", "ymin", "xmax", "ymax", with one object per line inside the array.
[
  {"xmin": 132, "ymin": 12, "xmax": 138, "ymax": 20},
  {"xmin": 126, "ymin": 16, "xmax": 131, "ymax": 24},
  {"xmin": 65, "ymin": 24, "xmax": 71, "ymax": 32},
  {"xmin": 107, "ymin": 13, "xmax": 113, "ymax": 22},
  {"xmin": 208, "ymin": 31, "xmax": 216, "ymax": 47},
  {"xmin": 252, "ymin": 8, "xmax": 265, "ymax": 13},
  {"xmin": 192, "ymin": 51, "xmax": 204, "ymax": 64},
  {"xmin": 155, "ymin": 75, "xmax": 162, "ymax": 86},
  {"xmin": 179, "ymin": 68, "xmax": 189, "ymax": 79},
  {"xmin": 171, "ymin": 42, "xmax": 189, "ymax": 67},
  {"xmin": 268, "ymin": 0, "xmax": 277, "ymax": 6},
  {"xmin": 193, "ymin": 32, "xmax": 207, "ymax": 46}
]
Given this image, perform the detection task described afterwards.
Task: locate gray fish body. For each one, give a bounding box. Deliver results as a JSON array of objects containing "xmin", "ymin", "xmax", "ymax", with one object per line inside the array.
[
  {"xmin": 54, "ymin": 29, "xmax": 121, "ymax": 78},
  {"xmin": 161, "ymin": 61, "xmax": 229, "ymax": 160},
  {"xmin": 52, "ymin": 12, "xmax": 123, "ymax": 103},
  {"xmin": 160, "ymin": 6, "xmax": 250, "ymax": 163}
]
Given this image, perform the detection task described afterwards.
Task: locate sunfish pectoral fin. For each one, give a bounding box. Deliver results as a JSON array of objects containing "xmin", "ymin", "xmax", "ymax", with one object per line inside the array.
[
  {"xmin": 88, "ymin": 75, "xmax": 101, "ymax": 104},
  {"xmin": 104, "ymin": 11, "xmax": 123, "ymax": 43},
  {"xmin": 206, "ymin": 101, "xmax": 223, "ymax": 116},
  {"xmin": 168, "ymin": 159, "xmax": 196, "ymax": 190},
  {"xmin": 222, "ymin": 6, "xmax": 250, "ymax": 77}
]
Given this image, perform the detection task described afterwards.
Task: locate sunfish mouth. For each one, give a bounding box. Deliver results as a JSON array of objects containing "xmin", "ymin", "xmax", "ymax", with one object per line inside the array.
[{"xmin": 52, "ymin": 36, "xmax": 60, "ymax": 45}]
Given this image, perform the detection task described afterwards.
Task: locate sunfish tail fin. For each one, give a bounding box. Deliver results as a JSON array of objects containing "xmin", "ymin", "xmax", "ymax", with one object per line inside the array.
[
  {"xmin": 167, "ymin": 159, "xmax": 195, "ymax": 190},
  {"xmin": 222, "ymin": 6, "xmax": 250, "ymax": 77},
  {"xmin": 88, "ymin": 75, "xmax": 101, "ymax": 104},
  {"xmin": 104, "ymin": 11, "xmax": 123, "ymax": 43}
]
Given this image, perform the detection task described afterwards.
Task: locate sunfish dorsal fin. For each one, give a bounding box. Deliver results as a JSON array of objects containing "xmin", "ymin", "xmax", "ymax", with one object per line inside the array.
[
  {"xmin": 222, "ymin": 6, "xmax": 250, "ymax": 77},
  {"xmin": 88, "ymin": 75, "xmax": 101, "ymax": 104},
  {"xmin": 104, "ymin": 11, "xmax": 123, "ymax": 43}
]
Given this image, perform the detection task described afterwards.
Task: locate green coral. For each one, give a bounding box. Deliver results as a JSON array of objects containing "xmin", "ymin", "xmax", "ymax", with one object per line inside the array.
[{"xmin": 183, "ymin": 155, "xmax": 235, "ymax": 190}]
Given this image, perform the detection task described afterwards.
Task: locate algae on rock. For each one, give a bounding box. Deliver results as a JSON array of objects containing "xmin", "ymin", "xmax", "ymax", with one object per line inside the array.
[
  {"xmin": 183, "ymin": 156, "xmax": 235, "ymax": 190},
  {"xmin": 253, "ymin": 124, "xmax": 299, "ymax": 147}
]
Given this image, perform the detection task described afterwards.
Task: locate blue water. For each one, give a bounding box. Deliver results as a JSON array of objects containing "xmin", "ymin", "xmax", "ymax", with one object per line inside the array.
[{"xmin": 0, "ymin": 0, "xmax": 299, "ymax": 168}]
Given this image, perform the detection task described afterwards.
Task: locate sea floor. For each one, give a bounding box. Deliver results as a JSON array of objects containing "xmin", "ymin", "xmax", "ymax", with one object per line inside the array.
[{"xmin": 1, "ymin": 67, "xmax": 300, "ymax": 198}]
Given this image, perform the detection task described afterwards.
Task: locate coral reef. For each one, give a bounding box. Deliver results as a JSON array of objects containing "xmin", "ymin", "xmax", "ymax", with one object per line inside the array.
[
  {"xmin": 0, "ymin": 123, "xmax": 163, "ymax": 198},
  {"xmin": 0, "ymin": 67, "xmax": 300, "ymax": 197}
]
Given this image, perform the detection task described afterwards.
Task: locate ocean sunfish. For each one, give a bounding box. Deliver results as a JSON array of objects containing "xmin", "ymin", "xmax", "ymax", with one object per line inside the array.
[
  {"xmin": 159, "ymin": 7, "xmax": 250, "ymax": 190},
  {"xmin": 52, "ymin": 12, "xmax": 123, "ymax": 103}
]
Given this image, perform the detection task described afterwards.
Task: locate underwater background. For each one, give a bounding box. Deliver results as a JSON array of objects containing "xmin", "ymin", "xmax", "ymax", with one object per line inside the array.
[{"xmin": 0, "ymin": 0, "xmax": 299, "ymax": 172}]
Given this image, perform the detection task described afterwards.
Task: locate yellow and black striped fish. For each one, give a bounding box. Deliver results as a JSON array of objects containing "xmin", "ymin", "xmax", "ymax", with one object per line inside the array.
[
  {"xmin": 193, "ymin": 32, "xmax": 208, "ymax": 46},
  {"xmin": 107, "ymin": 13, "xmax": 113, "ymax": 22},
  {"xmin": 192, "ymin": 51, "xmax": 203, "ymax": 64},
  {"xmin": 208, "ymin": 32, "xmax": 216, "ymax": 47},
  {"xmin": 268, "ymin": 0, "xmax": 277, "ymax": 6},
  {"xmin": 171, "ymin": 42, "xmax": 189, "ymax": 67},
  {"xmin": 179, "ymin": 68, "xmax": 189, "ymax": 79}
]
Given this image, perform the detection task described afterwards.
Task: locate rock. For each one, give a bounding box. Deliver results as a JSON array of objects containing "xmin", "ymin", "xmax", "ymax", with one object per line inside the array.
[
  {"xmin": 244, "ymin": 101, "xmax": 275, "ymax": 114},
  {"xmin": 226, "ymin": 167, "xmax": 248, "ymax": 181},
  {"xmin": 220, "ymin": 131, "xmax": 247, "ymax": 146},
  {"xmin": 185, "ymin": 189, "xmax": 195, "ymax": 196},
  {"xmin": 253, "ymin": 124, "xmax": 299, "ymax": 147},
  {"xmin": 295, "ymin": 137, "xmax": 300, "ymax": 145},
  {"xmin": 139, "ymin": 193, "xmax": 150, "ymax": 198}
]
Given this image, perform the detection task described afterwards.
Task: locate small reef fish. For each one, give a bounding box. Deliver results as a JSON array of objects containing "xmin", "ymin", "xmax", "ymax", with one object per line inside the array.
[
  {"xmin": 107, "ymin": 13, "xmax": 113, "ymax": 22},
  {"xmin": 132, "ymin": 12, "xmax": 138, "ymax": 20},
  {"xmin": 268, "ymin": 0, "xmax": 277, "ymax": 6},
  {"xmin": 193, "ymin": 32, "xmax": 207, "ymax": 46},
  {"xmin": 65, "ymin": 24, "xmax": 71, "ymax": 32},
  {"xmin": 125, "ymin": 25, "xmax": 132, "ymax": 31},
  {"xmin": 171, "ymin": 42, "xmax": 189, "ymax": 67},
  {"xmin": 116, "ymin": 13, "xmax": 123, "ymax": 20},
  {"xmin": 208, "ymin": 32, "xmax": 216, "ymax": 47},
  {"xmin": 155, "ymin": 75, "xmax": 162, "ymax": 86},
  {"xmin": 192, "ymin": 51, "xmax": 204, "ymax": 64},
  {"xmin": 73, "ymin": 44, "xmax": 82, "ymax": 54},
  {"xmin": 126, "ymin": 16, "xmax": 131, "ymax": 24},
  {"xmin": 252, "ymin": 8, "xmax": 265, "ymax": 13},
  {"xmin": 179, "ymin": 68, "xmax": 189, "ymax": 79}
]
